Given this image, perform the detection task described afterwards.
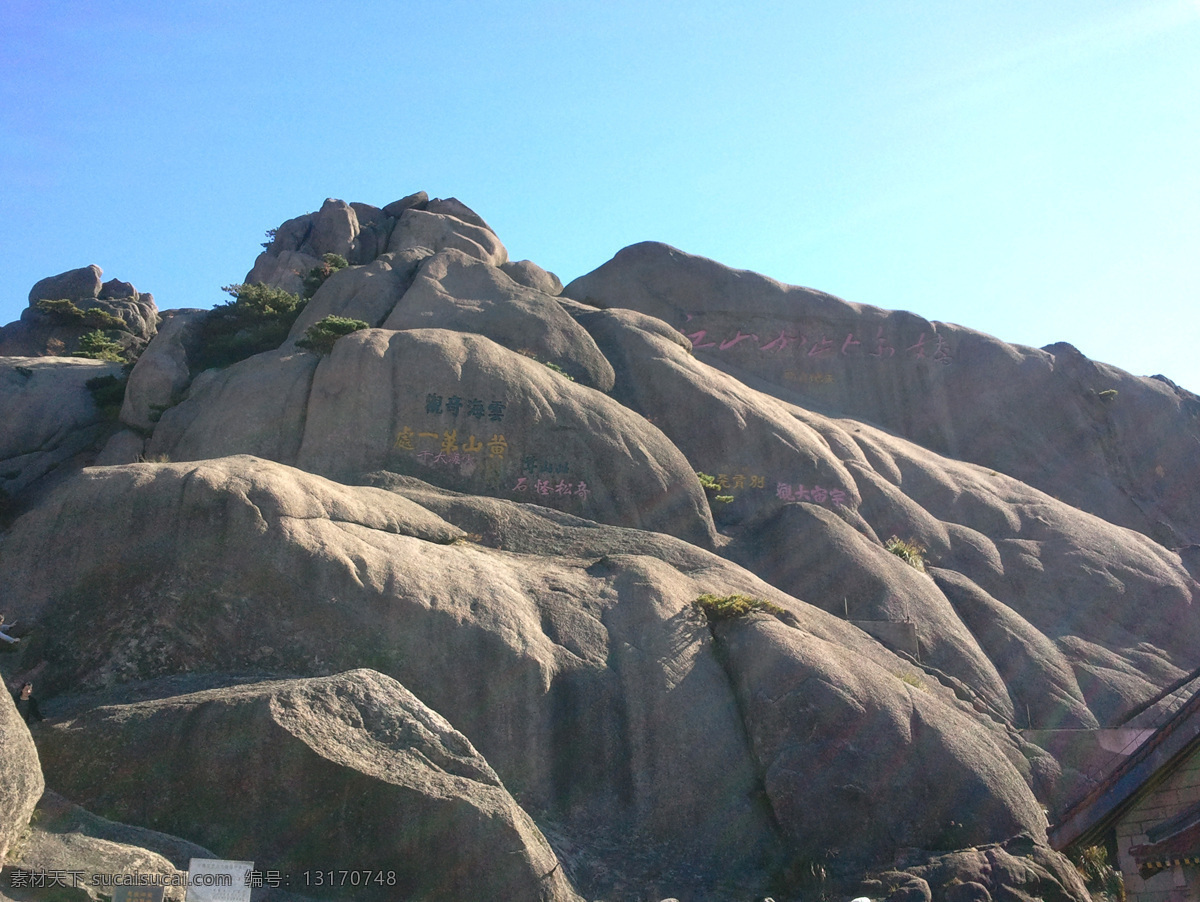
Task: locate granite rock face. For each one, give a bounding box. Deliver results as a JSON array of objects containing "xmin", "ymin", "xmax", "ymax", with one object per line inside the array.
[
  {"xmin": 0, "ymin": 356, "xmax": 124, "ymax": 499},
  {"xmin": 38, "ymin": 670, "xmax": 582, "ymax": 902},
  {"xmin": 0, "ymin": 689, "xmax": 43, "ymax": 864},
  {"xmin": 3, "ymin": 191, "xmax": 1192, "ymax": 900},
  {"xmin": 564, "ymin": 241, "xmax": 1200, "ymax": 549},
  {"xmin": 1, "ymin": 265, "xmax": 157, "ymax": 359}
]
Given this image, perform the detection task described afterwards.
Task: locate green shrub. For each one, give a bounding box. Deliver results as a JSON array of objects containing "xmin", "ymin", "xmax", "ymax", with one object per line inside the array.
[
  {"xmin": 86, "ymin": 374, "xmax": 127, "ymax": 417},
  {"xmin": 885, "ymin": 535, "xmax": 926, "ymax": 572},
  {"xmin": 694, "ymin": 593, "xmax": 786, "ymax": 622},
  {"xmin": 301, "ymin": 253, "xmax": 349, "ymax": 299},
  {"xmin": 73, "ymin": 330, "xmax": 126, "ymax": 362},
  {"xmin": 895, "ymin": 671, "xmax": 926, "ymax": 690},
  {"xmin": 543, "ymin": 360, "xmax": 574, "ymax": 380},
  {"xmin": 190, "ymin": 283, "xmax": 306, "ymax": 373},
  {"xmin": 1098, "ymin": 389, "xmax": 1118, "ymax": 402},
  {"xmin": 1071, "ymin": 845, "xmax": 1125, "ymax": 902},
  {"xmin": 296, "ymin": 315, "xmax": 369, "ymax": 355},
  {"xmin": 516, "ymin": 349, "xmax": 574, "ymax": 380},
  {"xmin": 37, "ymin": 298, "xmax": 128, "ymax": 331}
]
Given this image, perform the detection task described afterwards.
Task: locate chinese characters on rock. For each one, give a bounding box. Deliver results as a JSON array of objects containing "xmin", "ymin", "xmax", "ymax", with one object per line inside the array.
[{"xmin": 682, "ymin": 321, "xmax": 953, "ymax": 365}]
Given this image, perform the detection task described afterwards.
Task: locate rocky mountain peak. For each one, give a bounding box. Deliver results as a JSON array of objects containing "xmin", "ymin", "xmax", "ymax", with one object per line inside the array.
[{"xmin": 1, "ymin": 192, "xmax": 1196, "ymax": 901}]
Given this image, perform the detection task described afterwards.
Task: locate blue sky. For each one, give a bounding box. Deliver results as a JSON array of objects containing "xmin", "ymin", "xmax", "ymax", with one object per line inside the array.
[{"xmin": 3, "ymin": 1, "xmax": 1198, "ymax": 391}]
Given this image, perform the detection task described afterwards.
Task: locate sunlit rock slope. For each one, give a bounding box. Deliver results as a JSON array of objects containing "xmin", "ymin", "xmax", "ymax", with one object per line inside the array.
[{"xmin": 2, "ymin": 192, "xmax": 1198, "ymax": 902}]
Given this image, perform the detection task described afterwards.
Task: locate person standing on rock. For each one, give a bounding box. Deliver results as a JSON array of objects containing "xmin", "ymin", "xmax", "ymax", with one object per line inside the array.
[
  {"xmin": 12, "ymin": 683, "xmax": 42, "ymax": 724},
  {"xmin": 0, "ymin": 614, "xmax": 19, "ymax": 645}
]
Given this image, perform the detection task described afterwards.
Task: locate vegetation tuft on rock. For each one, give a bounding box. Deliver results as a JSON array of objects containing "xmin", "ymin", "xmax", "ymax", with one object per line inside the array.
[
  {"xmin": 885, "ymin": 535, "xmax": 927, "ymax": 572},
  {"xmin": 694, "ymin": 593, "xmax": 786, "ymax": 622},
  {"xmin": 296, "ymin": 315, "xmax": 369, "ymax": 355},
  {"xmin": 36, "ymin": 298, "xmax": 129, "ymax": 331},
  {"xmin": 1070, "ymin": 845, "xmax": 1125, "ymax": 902},
  {"xmin": 72, "ymin": 330, "xmax": 126, "ymax": 362},
  {"xmin": 301, "ymin": 253, "xmax": 349, "ymax": 299}
]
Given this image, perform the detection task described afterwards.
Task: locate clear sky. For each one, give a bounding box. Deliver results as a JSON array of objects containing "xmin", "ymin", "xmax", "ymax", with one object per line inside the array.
[{"xmin": 3, "ymin": 1, "xmax": 1198, "ymax": 391}]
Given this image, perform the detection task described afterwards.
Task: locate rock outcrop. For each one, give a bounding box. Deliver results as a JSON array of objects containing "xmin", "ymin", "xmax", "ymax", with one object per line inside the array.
[
  {"xmin": 0, "ymin": 356, "xmax": 125, "ymax": 501},
  {"xmin": 0, "ymin": 689, "xmax": 42, "ymax": 865},
  {"xmin": 564, "ymin": 241, "xmax": 1200, "ymax": 549},
  {"xmin": 4, "ymin": 190, "xmax": 1192, "ymax": 900},
  {"xmin": 38, "ymin": 670, "xmax": 582, "ymax": 902},
  {"xmin": 0, "ymin": 266, "xmax": 157, "ymax": 360},
  {"xmin": 867, "ymin": 835, "xmax": 1092, "ymax": 902}
]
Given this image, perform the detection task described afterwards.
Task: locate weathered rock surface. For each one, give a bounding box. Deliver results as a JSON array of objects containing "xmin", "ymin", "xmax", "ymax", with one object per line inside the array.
[
  {"xmin": 502, "ymin": 259, "xmax": 564, "ymax": 296},
  {"xmin": 869, "ymin": 835, "xmax": 1091, "ymax": 902},
  {"xmin": 31, "ymin": 790, "xmax": 214, "ymax": 871},
  {"xmin": 425, "ymin": 196, "xmax": 493, "ymax": 231},
  {"xmin": 565, "ymin": 241, "xmax": 1200, "ymax": 548},
  {"xmin": 719, "ymin": 616, "xmax": 1044, "ymax": 866},
  {"xmin": 119, "ymin": 309, "xmax": 206, "ymax": 432},
  {"xmin": 381, "ymin": 190, "xmax": 429, "ymax": 217},
  {"xmin": 244, "ymin": 248, "xmax": 324, "ymax": 296},
  {"xmin": 148, "ymin": 351, "xmax": 319, "ymax": 463},
  {"xmin": 287, "ymin": 248, "xmax": 431, "ymax": 339},
  {"xmin": 5, "ymin": 193, "xmax": 1200, "ymax": 898},
  {"xmin": 1, "ymin": 266, "xmax": 158, "ymax": 359},
  {"xmin": 37, "ymin": 670, "xmax": 583, "ymax": 902},
  {"xmin": 7, "ymin": 792, "xmax": 194, "ymax": 902},
  {"xmin": 0, "ymin": 453, "xmax": 1057, "ymax": 896},
  {"xmin": 575, "ymin": 302, "xmax": 1200, "ymax": 729},
  {"xmin": 303, "ymin": 197, "xmax": 359, "ymax": 260},
  {"xmin": 0, "ymin": 689, "xmax": 43, "ymax": 865},
  {"xmin": 27, "ymin": 266, "xmax": 104, "ymax": 306},
  {"xmin": 148, "ymin": 329, "xmax": 706, "ymax": 543},
  {"xmin": 0, "ymin": 357, "xmax": 123, "ymax": 497},
  {"xmin": 386, "ymin": 207, "xmax": 507, "ymax": 266},
  {"xmin": 94, "ymin": 429, "xmax": 146, "ymax": 466},
  {"xmin": 382, "ymin": 250, "xmax": 615, "ymax": 389}
]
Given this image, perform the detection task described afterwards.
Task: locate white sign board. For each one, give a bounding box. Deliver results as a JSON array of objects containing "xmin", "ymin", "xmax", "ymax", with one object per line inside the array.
[{"xmin": 185, "ymin": 859, "xmax": 254, "ymax": 902}]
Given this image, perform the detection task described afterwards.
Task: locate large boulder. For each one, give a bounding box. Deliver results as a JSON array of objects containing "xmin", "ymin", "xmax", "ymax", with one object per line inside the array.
[
  {"xmin": 577, "ymin": 306, "xmax": 859, "ymax": 524},
  {"xmin": 147, "ymin": 350, "xmax": 319, "ymax": 463},
  {"xmin": 26, "ymin": 266, "xmax": 103, "ymax": 306},
  {"xmin": 502, "ymin": 260, "xmax": 564, "ymax": 296},
  {"xmin": 717, "ymin": 616, "xmax": 1047, "ymax": 867},
  {"xmin": 425, "ymin": 197, "xmax": 492, "ymax": 231},
  {"xmin": 868, "ymin": 835, "xmax": 1091, "ymax": 902},
  {"xmin": 0, "ymin": 356, "xmax": 124, "ymax": 497},
  {"xmin": 243, "ymin": 248, "xmax": 323, "ymax": 295},
  {"xmin": 8, "ymin": 795, "xmax": 194, "ymax": 902},
  {"xmin": 347, "ymin": 202, "xmax": 396, "ymax": 264},
  {"xmin": 1, "ymin": 266, "xmax": 158, "ymax": 359},
  {"xmin": 0, "ymin": 688, "xmax": 43, "ymax": 864},
  {"xmin": 575, "ymin": 304, "xmax": 1200, "ymax": 728},
  {"xmin": 287, "ymin": 248, "xmax": 431, "ymax": 339},
  {"xmin": 37, "ymin": 670, "xmax": 583, "ymax": 902},
  {"xmin": 0, "ymin": 454, "xmax": 1053, "ymax": 895},
  {"xmin": 120, "ymin": 309, "xmax": 207, "ymax": 432},
  {"xmin": 301, "ymin": 197, "xmax": 359, "ymax": 260},
  {"xmin": 565, "ymin": 242, "xmax": 1200, "ymax": 548},
  {"xmin": 148, "ymin": 329, "xmax": 710, "ymax": 544},
  {"xmin": 382, "ymin": 190, "xmax": 429, "ymax": 217},
  {"xmin": 386, "ymin": 208, "xmax": 507, "ymax": 266},
  {"xmin": 383, "ymin": 250, "xmax": 615, "ymax": 389}
]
